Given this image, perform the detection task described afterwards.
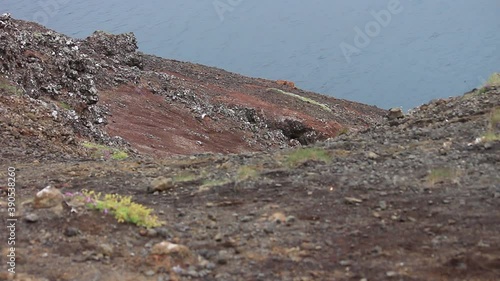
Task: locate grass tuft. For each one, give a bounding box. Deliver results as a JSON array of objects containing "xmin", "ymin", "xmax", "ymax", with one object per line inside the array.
[
  {"xmin": 69, "ymin": 190, "xmax": 164, "ymax": 228},
  {"xmin": 82, "ymin": 142, "xmax": 128, "ymax": 160},
  {"xmin": 58, "ymin": 101, "xmax": 72, "ymax": 110},
  {"xmin": 285, "ymin": 147, "xmax": 331, "ymax": 167},
  {"xmin": 473, "ymin": 73, "xmax": 500, "ymax": 96},
  {"xmin": 486, "ymin": 73, "xmax": 500, "ymax": 86},
  {"xmin": 0, "ymin": 77, "xmax": 23, "ymax": 96},
  {"xmin": 236, "ymin": 165, "xmax": 259, "ymax": 182},
  {"xmin": 425, "ymin": 167, "xmax": 460, "ymax": 186},
  {"xmin": 172, "ymin": 171, "xmax": 199, "ymax": 183},
  {"xmin": 481, "ymin": 107, "xmax": 500, "ymax": 142},
  {"xmin": 200, "ymin": 178, "xmax": 233, "ymax": 189}
]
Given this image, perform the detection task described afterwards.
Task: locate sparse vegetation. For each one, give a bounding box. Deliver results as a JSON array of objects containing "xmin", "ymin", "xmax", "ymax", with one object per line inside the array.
[
  {"xmin": 463, "ymin": 73, "xmax": 500, "ymax": 99},
  {"xmin": 480, "ymin": 107, "xmax": 500, "ymax": 142},
  {"xmin": 0, "ymin": 76, "xmax": 23, "ymax": 96},
  {"xmin": 172, "ymin": 171, "xmax": 199, "ymax": 183},
  {"xmin": 236, "ymin": 165, "xmax": 259, "ymax": 182},
  {"xmin": 267, "ymin": 88, "xmax": 332, "ymax": 112},
  {"xmin": 58, "ymin": 101, "xmax": 72, "ymax": 110},
  {"xmin": 200, "ymin": 178, "xmax": 233, "ymax": 189},
  {"xmin": 337, "ymin": 127, "xmax": 350, "ymax": 136},
  {"xmin": 426, "ymin": 167, "xmax": 460, "ymax": 185},
  {"xmin": 490, "ymin": 107, "xmax": 500, "ymax": 127},
  {"xmin": 111, "ymin": 151, "xmax": 129, "ymax": 160},
  {"xmin": 285, "ymin": 147, "xmax": 331, "ymax": 167},
  {"xmin": 485, "ymin": 73, "xmax": 500, "ymax": 86},
  {"xmin": 70, "ymin": 190, "xmax": 164, "ymax": 228},
  {"xmin": 471, "ymin": 73, "xmax": 500, "ymax": 96},
  {"xmin": 482, "ymin": 132, "xmax": 500, "ymax": 142},
  {"xmin": 82, "ymin": 142, "xmax": 129, "ymax": 160}
]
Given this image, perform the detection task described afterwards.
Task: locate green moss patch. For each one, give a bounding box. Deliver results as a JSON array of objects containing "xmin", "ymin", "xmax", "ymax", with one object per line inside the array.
[
  {"xmin": 82, "ymin": 142, "xmax": 129, "ymax": 160},
  {"xmin": 285, "ymin": 147, "xmax": 331, "ymax": 167}
]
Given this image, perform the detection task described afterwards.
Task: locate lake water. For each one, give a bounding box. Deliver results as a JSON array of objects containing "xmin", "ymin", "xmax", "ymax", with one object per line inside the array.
[{"xmin": 2, "ymin": 0, "xmax": 500, "ymax": 110}]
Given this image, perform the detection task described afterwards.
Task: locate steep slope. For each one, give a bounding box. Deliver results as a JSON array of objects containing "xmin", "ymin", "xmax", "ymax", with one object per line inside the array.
[{"xmin": 0, "ymin": 15, "xmax": 385, "ymax": 160}]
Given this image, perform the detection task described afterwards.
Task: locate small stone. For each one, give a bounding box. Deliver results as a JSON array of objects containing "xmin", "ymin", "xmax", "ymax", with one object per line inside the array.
[
  {"xmin": 240, "ymin": 216, "xmax": 253, "ymax": 223},
  {"xmin": 64, "ymin": 227, "xmax": 80, "ymax": 237},
  {"xmin": 214, "ymin": 233, "xmax": 223, "ymax": 242},
  {"xmin": 156, "ymin": 227, "xmax": 172, "ymax": 239},
  {"xmin": 186, "ymin": 269, "xmax": 198, "ymax": 277},
  {"xmin": 149, "ymin": 176, "xmax": 174, "ymax": 193},
  {"xmin": 269, "ymin": 212, "xmax": 286, "ymax": 224},
  {"xmin": 367, "ymin": 151, "xmax": 379, "ymax": 160},
  {"xmin": 379, "ymin": 201, "xmax": 387, "ymax": 210},
  {"xmin": 345, "ymin": 197, "xmax": 363, "ymax": 204},
  {"xmin": 477, "ymin": 240, "xmax": 490, "ymax": 248},
  {"xmin": 484, "ymin": 142, "xmax": 493, "ymax": 149},
  {"xmin": 339, "ymin": 260, "xmax": 352, "ymax": 266},
  {"xmin": 33, "ymin": 185, "xmax": 64, "ymax": 209},
  {"xmin": 157, "ymin": 274, "xmax": 171, "ymax": 281},
  {"xmin": 387, "ymin": 108, "xmax": 404, "ymax": 120},
  {"xmin": 371, "ymin": 246, "xmax": 383, "ymax": 255},
  {"xmin": 216, "ymin": 250, "xmax": 229, "ymax": 265},
  {"xmin": 263, "ymin": 223, "xmax": 275, "ymax": 234},
  {"xmin": 24, "ymin": 213, "xmax": 39, "ymax": 223},
  {"xmin": 386, "ymin": 271, "xmax": 397, "ymax": 277},
  {"xmin": 98, "ymin": 243, "xmax": 114, "ymax": 257},
  {"xmin": 144, "ymin": 270, "xmax": 156, "ymax": 277},
  {"xmin": 151, "ymin": 241, "xmax": 192, "ymax": 259},
  {"xmin": 285, "ymin": 215, "xmax": 296, "ymax": 225},
  {"xmin": 147, "ymin": 228, "xmax": 158, "ymax": 237},
  {"xmin": 207, "ymin": 214, "xmax": 217, "ymax": 221}
]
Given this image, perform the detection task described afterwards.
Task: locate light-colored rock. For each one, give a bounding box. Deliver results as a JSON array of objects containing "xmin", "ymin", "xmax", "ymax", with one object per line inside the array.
[
  {"xmin": 367, "ymin": 151, "xmax": 379, "ymax": 160},
  {"xmin": 98, "ymin": 243, "xmax": 114, "ymax": 257},
  {"xmin": 149, "ymin": 176, "xmax": 174, "ymax": 193},
  {"xmin": 387, "ymin": 107, "xmax": 404, "ymax": 120},
  {"xmin": 24, "ymin": 213, "xmax": 39, "ymax": 223},
  {"xmin": 345, "ymin": 197, "xmax": 363, "ymax": 204},
  {"xmin": 269, "ymin": 212, "xmax": 287, "ymax": 224},
  {"xmin": 151, "ymin": 241, "xmax": 192, "ymax": 259},
  {"xmin": 33, "ymin": 186, "xmax": 63, "ymax": 209}
]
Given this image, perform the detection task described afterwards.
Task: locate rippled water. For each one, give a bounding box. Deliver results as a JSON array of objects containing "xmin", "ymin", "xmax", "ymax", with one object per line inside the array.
[{"xmin": 2, "ymin": 0, "xmax": 500, "ymax": 109}]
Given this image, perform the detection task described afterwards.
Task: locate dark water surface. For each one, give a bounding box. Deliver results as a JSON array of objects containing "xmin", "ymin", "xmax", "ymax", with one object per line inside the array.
[{"xmin": 2, "ymin": 0, "xmax": 500, "ymax": 109}]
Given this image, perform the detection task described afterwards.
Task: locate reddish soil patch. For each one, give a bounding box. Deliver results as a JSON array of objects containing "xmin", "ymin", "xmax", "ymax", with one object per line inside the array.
[
  {"xmin": 100, "ymin": 85, "xmax": 253, "ymax": 157},
  {"xmin": 99, "ymin": 57, "xmax": 385, "ymax": 157}
]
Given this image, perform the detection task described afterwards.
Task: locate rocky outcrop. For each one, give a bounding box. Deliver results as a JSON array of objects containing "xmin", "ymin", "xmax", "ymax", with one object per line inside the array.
[{"xmin": 0, "ymin": 16, "xmax": 385, "ymax": 160}]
